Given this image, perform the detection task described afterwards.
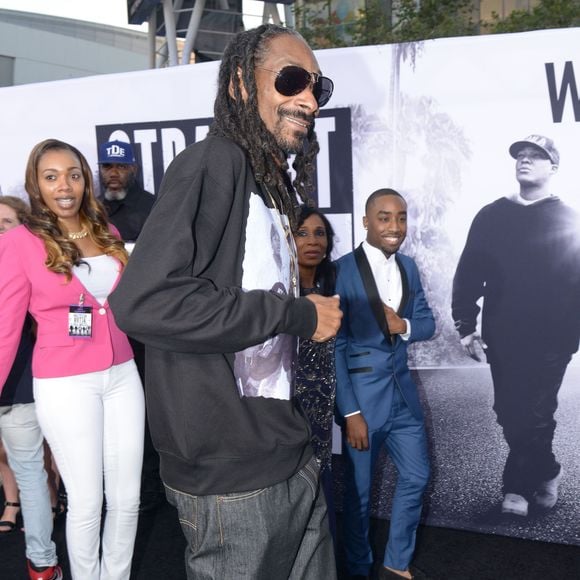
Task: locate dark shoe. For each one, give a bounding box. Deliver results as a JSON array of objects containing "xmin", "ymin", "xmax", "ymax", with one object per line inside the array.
[
  {"xmin": 52, "ymin": 497, "xmax": 67, "ymax": 521},
  {"xmin": 379, "ymin": 565, "xmax": 430, "ymax": 579},
  {"xmin": 408, "ymin": 566, "xmax": 430, "ymax": 580},
  {"xmin": 0, "ymin": 501, "xmax": 21, "ymax": 534},
  {"xmin": 27, "ymin": 560, "xmax": 63, "ymax": 580}
]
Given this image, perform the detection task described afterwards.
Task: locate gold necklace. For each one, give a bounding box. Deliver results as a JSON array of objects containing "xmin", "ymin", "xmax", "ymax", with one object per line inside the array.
[{"xmin": 67, "ymin": 229, "xmax": 88, "ymax": 240}]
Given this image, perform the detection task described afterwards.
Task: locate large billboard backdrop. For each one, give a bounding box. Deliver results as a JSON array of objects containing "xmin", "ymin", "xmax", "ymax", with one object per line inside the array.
[{"xmin": 0, "ymin": 27, "xmax": 578, "ymax": 545}]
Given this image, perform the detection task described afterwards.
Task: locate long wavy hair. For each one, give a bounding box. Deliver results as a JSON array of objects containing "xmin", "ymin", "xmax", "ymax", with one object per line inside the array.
[
  {"xmin": 295, "ymin": 205, "xmax": 336, "ymax": 297},
  {"xmin": 0, "ymin": 195, "xmax": 30, "ymax": 225},
  {"xmin": 209, "ymin": 24, "xmax": 320, "ymax": 228},
  {"xmin": 25, "ymin": 139, "xmax": 128, "ymax": 280}
]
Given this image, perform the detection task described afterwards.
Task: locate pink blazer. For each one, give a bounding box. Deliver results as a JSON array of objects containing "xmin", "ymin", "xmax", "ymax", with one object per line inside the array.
[{"xmin": 0, "ymin": 225, "xmax": 133, "ymax": 391}]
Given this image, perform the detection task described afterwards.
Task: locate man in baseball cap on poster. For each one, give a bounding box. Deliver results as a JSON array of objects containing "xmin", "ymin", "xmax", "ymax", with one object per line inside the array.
[{"xmin": 452, "ymin": 134, "xmax": 580, "ymax": 518}]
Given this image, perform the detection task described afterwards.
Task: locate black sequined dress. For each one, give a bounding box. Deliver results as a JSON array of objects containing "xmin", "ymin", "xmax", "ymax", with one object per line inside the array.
[{"xmin": 295, "ymin": 286, "xmax": 336, "ymax": 476}]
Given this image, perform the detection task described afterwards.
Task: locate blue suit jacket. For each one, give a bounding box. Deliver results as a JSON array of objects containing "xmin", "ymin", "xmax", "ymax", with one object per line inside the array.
[{"xmin": 335, "ymin": 245, "xmax": 435, "ymax": 429}]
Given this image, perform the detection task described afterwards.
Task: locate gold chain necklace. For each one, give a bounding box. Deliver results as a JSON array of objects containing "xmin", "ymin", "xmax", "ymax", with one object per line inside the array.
[
  {"xmin": 67, "ymin": 229, "xmax": 89, "ymax": 240},
  {"xmin": 264, "ymin": 188, "xmax": 299, "ymax": 297}
]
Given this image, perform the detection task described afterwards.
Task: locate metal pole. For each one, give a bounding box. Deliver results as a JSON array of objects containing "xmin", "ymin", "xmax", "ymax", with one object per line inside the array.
[
  {"xmin": 156, "ymin": 42, "xmax": 169, "ymax": 68},
  {"xmin": 148, "ymin": 10, "xmax": 157, "ymax": 68},
  {"xmin": 181, "ymin": 0, "xmax": 208, "ymax": 65},
  {"xmin": 262, "ymin": 2, "xmax": 282, "ymax": 25},
  {"xmin": 162, "ymin": 0, "xmax": 179, "ymax": 66},
  {"xmin": 284, "ymin": 4, "xmax": 294, "ymax": 28}
]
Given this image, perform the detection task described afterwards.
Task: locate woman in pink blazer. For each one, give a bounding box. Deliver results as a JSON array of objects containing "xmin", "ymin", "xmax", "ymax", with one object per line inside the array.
[{"xmin": 0, "ymin": 139, "xmax": 145, "ymax": 580}]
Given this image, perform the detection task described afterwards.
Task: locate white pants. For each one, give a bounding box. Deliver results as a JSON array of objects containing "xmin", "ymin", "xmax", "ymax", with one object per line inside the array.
[{"xmin": 34, "ymin": 360, "xmax": 145, "ymax": 580}]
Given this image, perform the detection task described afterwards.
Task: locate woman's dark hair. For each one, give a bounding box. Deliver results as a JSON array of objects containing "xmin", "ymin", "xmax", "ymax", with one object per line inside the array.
[
  {"xmin": 295, "ymin": 205, "xmax": 336, "ymax": 296},
  {"xmin": 209, "ymin": 24, "xmax": 319, "ymax": 229},
  {"xmin": 0, "ymin": 195, "xmax": 30, "ymax": 224}
]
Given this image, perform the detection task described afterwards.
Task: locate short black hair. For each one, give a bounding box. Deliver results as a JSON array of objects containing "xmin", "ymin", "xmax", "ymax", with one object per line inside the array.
[{"xmin": 365, "ymin": 188, "xmax": 405, "ymax": 214}]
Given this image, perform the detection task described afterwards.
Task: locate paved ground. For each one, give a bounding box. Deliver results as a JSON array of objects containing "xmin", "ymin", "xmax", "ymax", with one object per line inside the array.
[
  {"xmin": 6, "ymin": 497, "xmax": 576, "ymax": 580},
  {"xmin": 3, "ymin": 366, "xmax": 579, "ymax": 578},
  {"xmin": 334, "ymin": 366, "xmax": 580, "ymax": 546}
]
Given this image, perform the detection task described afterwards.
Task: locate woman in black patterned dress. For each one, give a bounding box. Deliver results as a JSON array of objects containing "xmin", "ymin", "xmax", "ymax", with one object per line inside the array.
[{"xmin": 293, "ymin": 206, "xmax": 337, "ymax": 540}]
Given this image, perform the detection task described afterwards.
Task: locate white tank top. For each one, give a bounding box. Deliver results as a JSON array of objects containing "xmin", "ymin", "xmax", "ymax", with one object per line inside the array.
[{"xmin": 73, "ymin": 255, "xmax": 118, "ymax": 306}]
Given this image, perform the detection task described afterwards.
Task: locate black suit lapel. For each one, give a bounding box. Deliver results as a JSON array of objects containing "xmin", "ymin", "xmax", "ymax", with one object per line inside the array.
[
  {"xmin": 354, "ymin": 245, "xmax": 392, "ymax": 342},
  {"xmin": 395, "ymin": 255, "xmax": 409, "ymax": 316}
]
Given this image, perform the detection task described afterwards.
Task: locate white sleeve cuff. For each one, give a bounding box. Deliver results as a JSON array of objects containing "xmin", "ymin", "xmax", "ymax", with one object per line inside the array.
[{"xmin": 401, "ymin": 318, "xmax": 411, "ymax": 341}]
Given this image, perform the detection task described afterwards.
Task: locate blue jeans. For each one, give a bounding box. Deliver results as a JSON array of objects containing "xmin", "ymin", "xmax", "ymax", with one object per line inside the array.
[
  {"xmin": 0, "ymin": 403, "xmax": 57, "ymax": 567},
  {"xmin": 165, "ymin": 455, "xmax": 336, "ymax": 580}
]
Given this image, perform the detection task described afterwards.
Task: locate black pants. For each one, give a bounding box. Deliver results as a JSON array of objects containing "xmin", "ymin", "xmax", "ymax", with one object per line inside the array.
[
  {"xmin": 130, "ymin": 338, "xmax": 163, "ymax": 497},
  {"xmin": 487, "ymin": 349, "xmax": 571, "ymax": 499}
]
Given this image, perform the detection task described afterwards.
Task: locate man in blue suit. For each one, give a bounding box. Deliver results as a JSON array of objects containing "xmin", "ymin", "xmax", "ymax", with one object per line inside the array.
[{"xmin": 335, "ymin": 188, "xmax": 435, "ymax": 580}]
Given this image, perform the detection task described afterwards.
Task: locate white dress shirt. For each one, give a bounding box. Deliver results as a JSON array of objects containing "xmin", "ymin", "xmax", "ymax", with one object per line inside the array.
[{"xmin": 362, "ymin": 241, "xmax": 411, "ymax": 340}]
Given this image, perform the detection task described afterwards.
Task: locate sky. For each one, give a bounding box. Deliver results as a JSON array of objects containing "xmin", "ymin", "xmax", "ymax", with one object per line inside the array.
[
  {"xmin": 0, "ymin": 0, "xmax": 145, "ymax": 29},
  {"xmin": 0, "ymin": 0, "xmax": 269, "ymax": 31}
]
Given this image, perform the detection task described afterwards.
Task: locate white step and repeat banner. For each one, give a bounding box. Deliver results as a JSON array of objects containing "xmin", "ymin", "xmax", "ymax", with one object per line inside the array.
[{"xmin": 1, "ymin": 27, "xmax": 578, "ymax": 545}]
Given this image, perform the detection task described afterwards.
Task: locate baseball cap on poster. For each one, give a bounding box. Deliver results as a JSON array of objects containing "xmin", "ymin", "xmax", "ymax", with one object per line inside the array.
[{"xmin": 509, "ymin": 135, "xmax": 560, "ymax": 166}]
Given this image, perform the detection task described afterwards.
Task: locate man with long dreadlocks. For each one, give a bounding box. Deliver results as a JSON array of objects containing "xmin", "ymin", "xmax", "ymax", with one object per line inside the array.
[{"xmin": 110, "ymin": 24, "xmax": 341, "ymax": 579}]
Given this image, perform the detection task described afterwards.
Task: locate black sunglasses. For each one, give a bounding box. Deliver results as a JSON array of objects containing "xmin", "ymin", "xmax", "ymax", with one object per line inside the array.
[{"xmin": 258, "ymin": 65, "xmax": 334, "ymax": 108}]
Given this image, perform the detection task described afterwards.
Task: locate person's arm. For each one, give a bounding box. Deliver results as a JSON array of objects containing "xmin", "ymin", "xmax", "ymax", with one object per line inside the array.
[
  {"xmin": 333, "ymin": 265, "xmax": 368, "ymax": 450},
  {"xmin": 452, "ymin": 212, "xmax": 488, "ymax": 339},
  {"xmin": 0, "ymin": 233, "xmax": 31, "ymax": 391},
  {"xmin": 333, "ymin": 270, "xmax": 358, "ymax": 413},
  {"xmin": 403, "ymin": 259, "xmax": 435, "ymax": 344},
  {"xmin": 109, "ymin": 144, "xmax": 317, "ymax": 354}
]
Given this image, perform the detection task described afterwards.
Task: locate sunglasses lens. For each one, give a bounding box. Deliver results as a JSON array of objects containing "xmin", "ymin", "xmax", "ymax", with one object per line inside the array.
[
  {"xmin": 313, "ymin": 77, "xmax": 334, "ymax": 108},
  {"xmin": 274, "ymin": 66, "xmax": 334, "ymax": 107},
  {"xmin": 274, "ymin": 66, "xmax": 311, "ymax": 97}
]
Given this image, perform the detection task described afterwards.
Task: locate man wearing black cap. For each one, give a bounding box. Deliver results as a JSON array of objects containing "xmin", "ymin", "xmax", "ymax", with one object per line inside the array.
[
  {"xmin": 98, "ymin": 140, "xmax": 155, "ymax": 242},
  {"xmin": 452, "ymin": 135, "xmax": 580, "ymax": 517},
  {"xmin": 98, "ymin": 140, "xmax": 163, "ymax": 512}
]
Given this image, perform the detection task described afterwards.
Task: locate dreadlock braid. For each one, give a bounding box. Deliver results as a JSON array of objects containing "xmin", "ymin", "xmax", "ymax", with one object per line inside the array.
[{"xmin": 209, "ymin": 24, "xmax": 320, "ymax": 228}]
